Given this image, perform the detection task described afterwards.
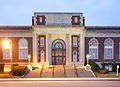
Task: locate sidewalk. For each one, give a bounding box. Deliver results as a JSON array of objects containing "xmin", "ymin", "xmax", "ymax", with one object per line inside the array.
[{"xmin": 0, "ymin": 78, "xmax": 120, "ymax": 81}]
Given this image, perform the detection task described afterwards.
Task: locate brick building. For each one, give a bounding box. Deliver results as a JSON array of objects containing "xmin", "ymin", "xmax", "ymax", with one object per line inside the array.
[{"xmin": 0, "ymin": 12, "xmax": 120, "ymax": 70}]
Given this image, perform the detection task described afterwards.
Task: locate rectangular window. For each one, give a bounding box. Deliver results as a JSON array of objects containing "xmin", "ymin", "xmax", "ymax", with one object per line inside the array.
[
  {"xmin": 104, "ymin": 48, "xmax": 113, "ymax": 59},
  {"xmin": 89, "ymin": 48, "xmax": 98, "ymax": 59},
  {"xmin": 39, "ymin": 17, "xmax": 43, "ymax": 23},
  {"xmin": 73, "ymin": 37, "xmax": 77, "ymax": 47},
  {"xmin": 3, "ymin": 48, "xmax": 11, "ymax": 59},
  {"xmin": 74, "ymin": 17, "xmax": 78, "ymax": 23},
  {"xmin": 40, "ymin": 37, "xmax": 44, "ymax": 47},
  {"xmin": 19, "ymin": 49, "xmax": 28, "ymax": 59}
]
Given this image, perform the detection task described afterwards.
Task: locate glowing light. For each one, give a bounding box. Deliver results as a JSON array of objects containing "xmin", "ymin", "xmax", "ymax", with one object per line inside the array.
[
  {"xmin": 2, "ymin": 40, "xmax": 10, "ymax": 49},
  {"xmin": 86, "ymin": 54, "xmax": 90, "ymax": 58},
  {"xmin": 28, "ymin": 54, "xmax": 31, "ymax": 59}
]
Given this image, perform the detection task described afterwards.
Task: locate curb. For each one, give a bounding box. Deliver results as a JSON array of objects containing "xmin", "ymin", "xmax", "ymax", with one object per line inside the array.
[{"xmin": 0, "ymin": 78, "xmax": 120, "ymax": 81}]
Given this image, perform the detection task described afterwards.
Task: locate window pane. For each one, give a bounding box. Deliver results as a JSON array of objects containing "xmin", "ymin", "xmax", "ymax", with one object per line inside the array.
[
  {"xmin": 104, "ymin": 48, "xmax": 112, "ymax": 59},
  {"xmin": 39, "ymin": 17, "xmax": 43, "ymax": 23},
  {"xmin": 20, "ymin": 49, "xmax": 28, "ymax": 59},
  {"xmin": 74, "ymin": 17, "xmax": 78, "ymax": 23},
  {"xmin": 89, "ymin": 38, "xmax": 98, "ymax": 59},
  {"xmin": 104, "ymin": 38, "xmax": 113, "ymax": 59},
  {"xmin": 73, "ymin": 51, "xmax": 77, "ymax": 62},
  {"xmin": 4, "ymin": 48, "xmax": 11, "ymax": 59},
  {"xmin": 19, "ymin": 39, "xmax": 28, "ymax": 59},
  {"xmin": 40, "ymin": 37, "xmax": 44, "ymax": 47},
  {"xmin": 73, "ymin": 37, "xmax": 77, "ymax": 46},
  {"xmin": 89, "ymin": 48, "xmax": 97, "ymax": 59}
]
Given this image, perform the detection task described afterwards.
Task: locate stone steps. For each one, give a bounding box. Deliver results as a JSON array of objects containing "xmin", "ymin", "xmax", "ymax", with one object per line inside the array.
[
  {"xmin": 77, "ymin": 68, "xmax": 94, "ymax": 77},
  {"xmin": 25, "ymin": 65, "xmax": 95, "ymax": 78},
  {"xmin": 40, "ymin": 66, "xmax": 53, "ymax": 78},
  {"xmin": 65, "ymin": 66, "xmax": 77, "ymax": 78},
  {"xmin": 53, "ymin": 65, "xmax": 65, "ymax": 78}
]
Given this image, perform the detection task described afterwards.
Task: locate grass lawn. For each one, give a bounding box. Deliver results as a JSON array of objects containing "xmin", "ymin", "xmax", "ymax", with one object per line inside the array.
[{"xmin": 95, "ymin": 72, "xmax": 120, "ymax": 77}]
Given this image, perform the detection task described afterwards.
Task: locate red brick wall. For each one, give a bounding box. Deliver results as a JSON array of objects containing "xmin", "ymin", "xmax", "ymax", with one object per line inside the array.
[
  {"xmin": 0, "ymin": 37, "xmax": 33, "ymax": 63},
  {"xmin": 85, "ymin": 37, "xmax": 120, "ymax": 62}
]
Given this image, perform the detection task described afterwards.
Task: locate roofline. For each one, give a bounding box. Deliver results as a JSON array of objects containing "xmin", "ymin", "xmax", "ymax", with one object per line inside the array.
[
  {"xmin": 0, "ymin": 26, "xmax": 31, "ymax": 27},
  {"xmin": 0, "ymin": 30, "xmax": 31, "ymax": 31},
  {"xmin": 86, "ymin": 26, "xmax": 120, "ymax": 28},
  {"xmin": 34, "ymin": 12, "xmax": 83, "ymax": 14}
]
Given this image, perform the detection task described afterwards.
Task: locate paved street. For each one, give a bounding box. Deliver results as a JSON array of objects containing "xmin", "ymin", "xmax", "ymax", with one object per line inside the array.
[{"xmin": 0, "ymin": 81, "xmax": 120, "ymax": 87}]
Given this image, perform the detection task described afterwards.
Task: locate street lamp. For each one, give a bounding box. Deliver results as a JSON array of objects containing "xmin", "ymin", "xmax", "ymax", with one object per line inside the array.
[
  {"xmin": 28, "ymin": 54, "xmax": 31, "ymax": 65},
  {"xmin": 86, "ymin": 54, "xmax": 90, "ymax": 64},
  {"xmin": 85, "ymin": 54, "xmax": 91, "ymax": 71},
  {"xmin": 27, "ymin": 54, "xmax": 32, "ymax": 71}
]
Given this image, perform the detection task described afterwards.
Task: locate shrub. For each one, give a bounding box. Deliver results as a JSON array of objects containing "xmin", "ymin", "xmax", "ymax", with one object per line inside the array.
[
  {"xmin": 12, "ymin": 64, "xmax": 18, "ymax": 68},
  {"xmin": 98, "ymin": 69, "xmax": 109, "ymax": 74},
  {"xmin": 12, "ymin": 65, "xmax": 27, "ymax": 76},
  {"xmin": 101, "ymin": 63, "xmax": 120, "ymax": 72},
  {"xmin": 0, "ymin": 64, "xmax": 4, "ymax": 73},
  {"xmin": 89, "ymin": 61, "xmax": 100, "ymax": 72}
]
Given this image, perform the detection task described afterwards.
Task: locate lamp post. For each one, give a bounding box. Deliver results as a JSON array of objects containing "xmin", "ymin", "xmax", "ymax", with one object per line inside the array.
[
  {"xmin": 86, "ymin": 54, "xmax": 90, "ymax": 65},
  {"xmin": 117, "ymin": 65, "xmax": 119, "ymax": 76},
  {"xmin": 85, "ymin": 54, "xmax": 91, "ymax": 71},
  {"xmin": 27, "ymin": 54, "xmax": 32, "ymax": 71},
  {"xmin": 28, "ymin": 54, "xmax": 31, "ymax": 65}
]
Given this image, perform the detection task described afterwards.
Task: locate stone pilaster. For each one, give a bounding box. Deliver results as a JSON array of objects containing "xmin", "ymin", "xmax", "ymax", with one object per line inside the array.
[
  {"xmin": 69, "ymin": 34, "xmax": 72, "ymax": 63},
  {"xmin": 46, "ymin": 33, "xmax": 49, "ymax": 65},
  {"xmin": 80, "ymin": 33, "xmax": 85, "ymax": 64},
  {"xmin": 66, "ymin": 34, "xmax": 69, "ymax": 65},
  {"xmin": 33, "ymin": 32, "xmax": 38, "ymax": 63}
]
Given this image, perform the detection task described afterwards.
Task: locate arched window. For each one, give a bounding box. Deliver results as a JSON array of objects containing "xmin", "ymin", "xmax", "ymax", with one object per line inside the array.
[
  {"xmin": 3, "ymin": 39, "xmax": 12, "ymax": 59},
  {"xmin": 104, "ymin": 38, "xmax": 113, "ymax": 59},
  {"xmin": 89, "ymin": 38, "xmax": 98, "ymax": 59},
  {"xmin": 19, "ymin": 38, "xmax": 28, "ymax": 59},
  {"xmin": 73, "ymin": 50, "xmax": 77, "ymax": 62}
]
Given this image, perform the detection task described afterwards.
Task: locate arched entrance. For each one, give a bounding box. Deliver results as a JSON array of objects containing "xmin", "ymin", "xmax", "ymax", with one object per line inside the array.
[{"xmin": 51, "ymin": 39, "xmax": 66, "ymax": 65}]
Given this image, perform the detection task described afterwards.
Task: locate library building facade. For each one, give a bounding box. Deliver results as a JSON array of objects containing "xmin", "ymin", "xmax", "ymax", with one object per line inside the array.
[{"xmin": 0, "ymin": 12, "xmax": 120, "ymax": 71}]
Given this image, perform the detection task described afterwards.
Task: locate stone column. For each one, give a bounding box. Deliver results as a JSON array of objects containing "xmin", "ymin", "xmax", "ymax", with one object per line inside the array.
[
  {"xmin": 46, "ymin": 33, "xmax": 49, "ymax": 65},
  {"xmin": 79, "ymin": 34, "xmax": 81, "ymax": 62},
  {"xmin": 69, "ymin": 34, "xmax": 72, "ymax": 63},
  {"xmin": 33, "ymin": 32, "xmax": 38, "ymax": 63},
  {"xmin": 66, "ymin": 34, "xmax": 69, "ymax": 65},
  {"xmin": 80, "ymin": 33, "xmax": 85, "ymax": 64}
]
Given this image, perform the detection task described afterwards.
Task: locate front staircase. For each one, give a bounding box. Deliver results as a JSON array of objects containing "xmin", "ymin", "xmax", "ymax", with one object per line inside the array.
[{"xmin": 25, "ymin": 65, "xmax": 95, "ymax": 78}]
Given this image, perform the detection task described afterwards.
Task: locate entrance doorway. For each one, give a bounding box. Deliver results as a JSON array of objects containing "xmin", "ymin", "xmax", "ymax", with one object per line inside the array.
[{"xmin": 51, "ymin": 39, "xmax": 66, "ymax": 65}]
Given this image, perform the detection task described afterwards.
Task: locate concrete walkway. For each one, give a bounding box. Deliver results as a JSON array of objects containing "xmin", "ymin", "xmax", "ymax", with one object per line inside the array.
[
  {"xmin": 25, "ymin": 69, "xmax": 41, "ymax": 78},
  {"xmin": 25, "ymin": 65, "xmax": 95, "ymax": 78}
]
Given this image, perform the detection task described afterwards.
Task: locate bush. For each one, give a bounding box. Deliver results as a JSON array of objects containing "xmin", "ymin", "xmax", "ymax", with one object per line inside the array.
[
  {"xmin": 0, "ymin": 64, "xmax": 4, "ymax": 73},
  {"xmin": 98, "ymin": 69, "xmax": 109, "ymax": 74},
  {"xmin": 12, "ymin": 65, "xmax": 27, "ymax": 76},
  {"xmin": 12, "ymin": 64, "xmax": 18, "ymax": 68},
  {"xmin": 101, "ymin": 63, "xmax": 120, "ymax": 72},
  {"xmin": 89, "ymin": 61, "xmax": 100, "ymax": 72}
]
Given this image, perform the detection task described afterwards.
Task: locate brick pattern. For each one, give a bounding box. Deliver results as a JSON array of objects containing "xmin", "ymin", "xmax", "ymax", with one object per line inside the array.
[
  {"xmin": 71, "ymin": 35, "xmax": 80, "ymax": 62},
  {"xmin": 85, "ymin": 37, "xmax": 120, "ymax": 62},
  {"xmin": 0, "ymin": 37, "xmax": 33, "ymax": 63},
  {"xmin": 38, "ymin": 35, "xmax": 46, "ymax": 62},
  {"xmin": 36, "ymin": 15, "xmax": 46, "ymax": 25}
]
